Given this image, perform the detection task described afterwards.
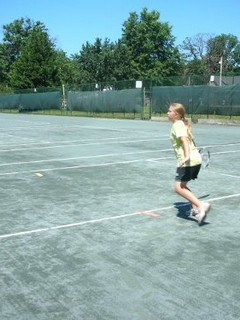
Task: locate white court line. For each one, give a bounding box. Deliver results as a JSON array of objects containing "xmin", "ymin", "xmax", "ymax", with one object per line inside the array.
[
  {"xmin": 0, "ymin": 135, "xmax": 168, "ymax": 149},
  {"xmin": 0, "ymin": 137, "xmax": 165, "ymax": 153},
  {"xmin": 212, "ymin": 150, "xmax": 240, "ymax": 155},
  {"xmin": 0, "ymin": 118, "xmax": 51, "ymax": 125},
  {"xmin": 15, "ymin": 120, "xmax": 52, "ymax": 125},
  {"xmin": 0, "ymin": 148, "xmax": 173, "ymax": 167},
  {"xmin": 214, "ymin": 172, "xmax": 240, "ymax": 179},
  {"xmin": 0, "ymin": 139, "xmax": 237, "ymax": 154},
  {"xmin": 147, "ymin": 156, "xmax": 175, "ymax": 162},
  {"xmin": 1, "ymin": 193, "xmax": 240, "ymax": 240},
  {"xmin": 0, "ymin": 136, "xmax": 155, "ymax": 147},
  {"xmin": 0, "ymin": 124, "xmax": 53, "ymax": 131},
  {"xmin": 203, "ymin": 142, "xmax": 240, "ymax": 148},
  {"xmin": 1, "ymin": 148, "xmax": 240, "ymax": 176},
  {"xmin": 207, "ymin": 193, "xmax": 240, "ymax": 202},
  {"xmin": 0, "ymin": 123, "xmax": 166, "ymax": 133},
  {"xmin": 0, "ymin": 159, "xmax": 150, "ymax": 176}
]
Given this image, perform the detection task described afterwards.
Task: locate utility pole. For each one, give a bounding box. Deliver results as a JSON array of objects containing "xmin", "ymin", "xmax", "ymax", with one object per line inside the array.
[{"xmin": 219, "ymin": 56, "xmax": 223, "ymax": 86}]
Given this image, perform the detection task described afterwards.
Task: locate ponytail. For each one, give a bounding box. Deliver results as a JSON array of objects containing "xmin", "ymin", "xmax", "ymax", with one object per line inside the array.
[
  {"xmin": 170, "ymin": 103, "xmax": 192, "ymax": 138},
  {"xmin": 183, "ymin": 117, "xmax": 192, "ymax": 138}
]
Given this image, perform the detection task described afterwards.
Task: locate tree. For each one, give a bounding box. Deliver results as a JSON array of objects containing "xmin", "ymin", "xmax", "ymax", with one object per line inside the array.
[
  {"xmin": 112, "ymin": 40, "xmax": 132, "ymax": 80},
  {"xmin": 231, "ymin": 43, "xmax": 240, "ymax": 75},
  {"xmin": 181, "ymin": 33, "xmax": 213, "ymax": 60},
  {"xmin": 0, "ymin": 43, "xmax": 9, "ymax": 84},
  {"xmin": 1, "ymin": 18, "xmax": 46, "ymax": 85},
  {"xmin": 180, "ymin": 33, "xmax": 213, "ymax": 75},
  {"xmin": 121, "ymin": 8, "xmax": 182, "ymax": 78},
  {"xmin": 10, "ymin": 25, "xmax": 58, "ymax": 88},
  {"xmin": 2, "ymin": 18, "xmax": 35, "ymax": 63},
  {"xmin": 72, "ymin": 39, "xmax": 101, "ymax": 84},
  {"xmin": 72, "ymin": 38, "xmax": 118, "ymax": 84},
  {"xmin": 54, "ymin": 50, "xmax": 74, "ymax": 85},
  {"xmin": 180, "ymin": 33, "xmax": 240, "ymax": 76},
  {"xmin": 205, "ymin": 34, "xmax": 240, "ymax": 75}
]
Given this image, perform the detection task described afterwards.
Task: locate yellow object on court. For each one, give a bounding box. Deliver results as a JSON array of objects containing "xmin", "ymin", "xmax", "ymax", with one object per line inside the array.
[{"xmin": 35, "ymin": 173, "xmax": 43, "ymax": 177}]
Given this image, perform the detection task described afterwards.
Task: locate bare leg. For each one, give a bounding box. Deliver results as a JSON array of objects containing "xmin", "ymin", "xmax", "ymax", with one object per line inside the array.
[
  {"xmin": 182, "ymin": 184, "xmax": 198, "ymax": 209},
  {"xmin": 174, "ymin": 181, "xmax": 200, "ymax": 208}
]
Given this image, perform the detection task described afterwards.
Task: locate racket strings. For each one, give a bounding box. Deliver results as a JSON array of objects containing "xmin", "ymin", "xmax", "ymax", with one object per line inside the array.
[{"xmin": 199, "ymin": 148, "xmax": 210, "ymax": 168}]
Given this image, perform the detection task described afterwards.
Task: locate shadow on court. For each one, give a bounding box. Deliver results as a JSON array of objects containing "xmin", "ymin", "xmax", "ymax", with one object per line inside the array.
[
  {"xmin": 174, "ymin": 193, "xmax": 211, "ymax": 223},
  {"xmin": 174, "ymin": 201, "xmax": 210, "ymax": 226}
]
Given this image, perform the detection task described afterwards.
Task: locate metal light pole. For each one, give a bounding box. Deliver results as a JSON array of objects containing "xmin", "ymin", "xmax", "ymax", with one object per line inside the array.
[{"xmin": 219, "ymin": 56, "xmax": 223, "ymax": 86}]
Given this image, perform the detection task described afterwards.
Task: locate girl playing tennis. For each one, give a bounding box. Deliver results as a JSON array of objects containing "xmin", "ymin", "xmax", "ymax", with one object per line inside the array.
[{"xmin": 167, "ymin": 102, "xmax": 211, "ymax": 225}]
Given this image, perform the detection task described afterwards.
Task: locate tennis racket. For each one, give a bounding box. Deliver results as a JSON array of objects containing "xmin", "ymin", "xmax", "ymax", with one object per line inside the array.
[{"xmin": 199, "ymin": 147, "xmax": 211, "ymax": 168}]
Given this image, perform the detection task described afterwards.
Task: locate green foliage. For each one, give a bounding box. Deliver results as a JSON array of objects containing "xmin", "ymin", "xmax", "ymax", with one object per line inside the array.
[
  {"xmin": 0, "ymin": 82, "xmax": 13, "ymax": 93},
  {"xmin": 54, "ymin": 50, "xmax": 73, "ymax": 84},
  {"xmin": 112, "ymin": 40, "xmax": 132, "ymax": 80},
  {"xmin": 206, "ymin": 34, "xmax": 240, "ymax": 75},
  {"xmin": 232, "ymin": 43, "xmax": 240, "ymax": 75},
  {"xmin": 121, "ymin": 8, "xmax": 182, "ymax": 78},
  {"xmin": 10, "ymin": 26, "xmax": 57, "ymax": 88},
  {"xmin": 72, "ymin": 37, "xmax": 129, "ymax": 84},
  {"xmin": 1, "ymin": 18, "xmax": 49, "ymax": 86},
  {"xmin": 65, "ymin": 7, "xmax": 183, "ymax": 84},
  {"xmin": 2, "ymin": 18, "xmax": 35, "ymax": 64},
  {"xmin": 0, "ymin": 43, "xmax": 9, "ymax": 83},
  {"xmin": 0, "ymin": 10, "xmax": 240, "ymax": 90},
  {"xmin": 180, "ymin": 33, "xmax": 240, "ymax": 76}
]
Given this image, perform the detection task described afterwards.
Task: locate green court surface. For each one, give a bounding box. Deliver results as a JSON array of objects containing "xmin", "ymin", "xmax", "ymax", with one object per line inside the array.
[{"xmin": 0, "ymin": 114, "xmax": 240, "ymax": 320}]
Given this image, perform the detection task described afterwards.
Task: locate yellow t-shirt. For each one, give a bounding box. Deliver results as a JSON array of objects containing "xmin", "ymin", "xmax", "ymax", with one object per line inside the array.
[{"xmin": 170, "ymin": 120, "xmax": 201, "ymax": 166}]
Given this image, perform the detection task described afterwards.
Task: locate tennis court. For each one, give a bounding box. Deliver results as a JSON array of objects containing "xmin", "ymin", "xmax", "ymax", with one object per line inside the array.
[{"xmin": 1, "ymin": 113, "xmax": 240, "ymax": 320}]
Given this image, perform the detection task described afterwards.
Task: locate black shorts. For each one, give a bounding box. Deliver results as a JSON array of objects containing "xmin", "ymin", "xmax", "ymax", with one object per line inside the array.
[{"xmin": 175, "ymin": 164, "xmax": 201, "ymax": 182}]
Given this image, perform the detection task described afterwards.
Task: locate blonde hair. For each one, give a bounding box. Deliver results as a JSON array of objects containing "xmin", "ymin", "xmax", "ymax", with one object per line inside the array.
[{"xmin": 170, "ymin": 103, "xmax": 192, "ymax": 138}]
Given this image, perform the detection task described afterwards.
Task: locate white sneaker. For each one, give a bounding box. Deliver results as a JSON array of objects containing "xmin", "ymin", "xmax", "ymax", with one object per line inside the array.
[
  {"xmin": 203, "ymin": 202, "xmax": 211, "ymax": 213},
  {"xmin": 196, "ymin": 202, "xmax": 211, "ymax": 225},
  {"xmin": 187, "ymin": 202, "xmax": 211, "ymax": 216},
  {"xmin": 187, "ymin": 208, "xmax": 199, "ymax": 217}
]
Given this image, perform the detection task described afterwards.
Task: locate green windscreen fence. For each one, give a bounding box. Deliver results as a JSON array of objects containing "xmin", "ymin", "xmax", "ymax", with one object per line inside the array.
[
  {"xmin": 151, "ymin": 84, "xmax": 240, "ymax": 116},
  {"xmin": 19, "ymin": 91, "xmax": 61, "ymax": 111},
  {"xmin": 67, "ymin": 88, "xmax": 143, "ymax": 113},
  {"xmin": 0, "ymin": 91, "xmax": 61, "ymax": 111},
  {"xmin": 0, "ymin": 94, "xmax": 19, "ymax": 110}
]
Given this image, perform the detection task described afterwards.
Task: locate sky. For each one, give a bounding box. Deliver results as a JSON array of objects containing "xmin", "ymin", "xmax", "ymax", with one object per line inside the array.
[{"xmin": 0, "ymin": 0, "xmax": 240, "ymax": 57}]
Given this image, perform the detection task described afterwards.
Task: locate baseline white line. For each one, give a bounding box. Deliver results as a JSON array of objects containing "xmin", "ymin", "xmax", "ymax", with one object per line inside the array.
[
  {"xmin": 203, "ymin": 142, "xmax": 240, "ymax": 148},
  {"xmin": 208, "ymin": 193, "xmax": 240, "ymax": 202},
  {"xmin": 0, "ymin": 125, "xmax": 52, "ymax": 131},
  {"xmin": 212, "ymin": 150, "xmax": 240, "ymax": 155},
  {"xmin": 1, "ymin": 147, "xmax": 238, "ymax": 168},
  {"xmin": 211, "ymin": 171, "xmax": 240, "ymax": 179},
  {"xmin": 147, "ymin": 156, "xmax": 175, "ymax": 162},
  {"xmin": 0, "ymin": 147, "xmax": 239, "ymax": 176},
  {"xmin": 0, "ymin": 135, "xmax": 167, "ymax": 148},
  {"xmin": 0, "ymin": 153, "xmax": 177, "ymax": 176},
  {"xmin": 0, "ymin": 211, "xmax": 150, "ymax": 239},
  {"xmin": 0, "ymin": 137, "xmax": 165, "ymax": 153},
  {"xmin": 0, "ymin": 149, "xmax": 173, "ymax": 167},
  {"xmin": 0, "ymin": 159, "xmax": 146, "ymax": 176},
  {"xmin": 0, "ymin": 122, "xmax": 169, "ymax": 133},
  {"xmin": 1, "ymin": 193, "xmax": 240, "ymax": 240}
]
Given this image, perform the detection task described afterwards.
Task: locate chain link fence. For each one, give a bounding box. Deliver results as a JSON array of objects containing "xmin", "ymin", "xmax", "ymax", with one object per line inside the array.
[{"xmin": 1, "ymin": 76, "xmax": 240, "ymax": 119}]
